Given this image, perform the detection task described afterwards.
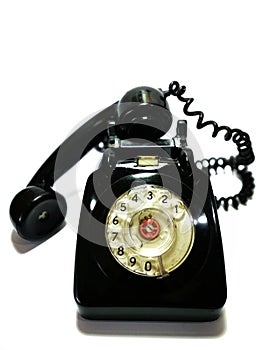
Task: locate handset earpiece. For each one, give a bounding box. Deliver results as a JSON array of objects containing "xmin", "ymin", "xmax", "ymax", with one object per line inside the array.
[
  {"xmin": 10, "ymin": 186, "xmax": 67, "ymax": 241},
  {"xmin": 116, "ymin": 86, "xmax": 173, "ymax": 140}
]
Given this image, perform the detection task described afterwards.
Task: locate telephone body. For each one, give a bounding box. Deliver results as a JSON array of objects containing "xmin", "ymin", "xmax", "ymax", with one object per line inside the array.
[
  {"xmin": 75, "ymin": 135, "xmax": 226, "ymax": 321},
  {"xmin": 9, "ymin": 82, "xmax": 255, "ymax": 323}
]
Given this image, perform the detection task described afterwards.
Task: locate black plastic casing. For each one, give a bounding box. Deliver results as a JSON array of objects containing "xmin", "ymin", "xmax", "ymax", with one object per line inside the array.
[{"xmin": 74, "ymin": 145, "xmax": 227, "ymax": 322}]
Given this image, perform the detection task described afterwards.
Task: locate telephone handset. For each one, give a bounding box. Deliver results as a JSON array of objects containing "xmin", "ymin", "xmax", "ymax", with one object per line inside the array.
[{"xmin": 10, "ymin": 81, "xmax": 255, "ymax": 322}]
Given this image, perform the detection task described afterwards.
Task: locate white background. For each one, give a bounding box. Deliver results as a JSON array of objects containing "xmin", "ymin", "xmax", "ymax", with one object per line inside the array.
[{"xmin": 0, "ymin": 0, "xmax": 262, "ymax": 349}]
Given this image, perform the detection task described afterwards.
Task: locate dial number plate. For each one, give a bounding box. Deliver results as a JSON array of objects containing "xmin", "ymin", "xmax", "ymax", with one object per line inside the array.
[{"xmin": 105, "ymin": 184, "xmax": 195, "ymax": 277}]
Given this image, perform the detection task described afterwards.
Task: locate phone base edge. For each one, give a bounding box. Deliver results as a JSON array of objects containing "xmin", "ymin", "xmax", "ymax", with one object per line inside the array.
[{"xmin": 76, "ymin": 305, "xmax": 224, "ymax": 322}]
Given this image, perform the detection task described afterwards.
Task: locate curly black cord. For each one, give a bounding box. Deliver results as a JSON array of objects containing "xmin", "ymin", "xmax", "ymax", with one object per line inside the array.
[
  {"xmin": 196, "ymin": 157, "xmax": 255, "ymax": 210},
  {"xmin": 164, "ymin": 81, "xmax": 255, "ymax": 210}
]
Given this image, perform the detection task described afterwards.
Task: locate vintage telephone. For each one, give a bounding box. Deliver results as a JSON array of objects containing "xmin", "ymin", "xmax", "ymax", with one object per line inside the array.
[{"xmin": 10, "ymin": 81, "xmax": 255, "ymax": 322}]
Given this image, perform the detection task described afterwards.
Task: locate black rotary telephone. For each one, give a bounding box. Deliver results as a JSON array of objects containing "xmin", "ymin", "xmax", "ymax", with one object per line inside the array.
[{"xmin": 10, "ymin": 81, "xmax": 255, "ymax": 322}]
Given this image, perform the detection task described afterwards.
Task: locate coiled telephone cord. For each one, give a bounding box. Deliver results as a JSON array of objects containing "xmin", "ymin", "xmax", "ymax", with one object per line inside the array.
[{"xmin": 164, "ymin": 81, "xmax": 255, "ymax": 210}]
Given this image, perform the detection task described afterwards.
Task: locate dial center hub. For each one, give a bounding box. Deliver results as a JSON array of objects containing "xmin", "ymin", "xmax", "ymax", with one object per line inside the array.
[{"xmin": 139, "ymin": 218, "xmax": 160, "ymax": 240}]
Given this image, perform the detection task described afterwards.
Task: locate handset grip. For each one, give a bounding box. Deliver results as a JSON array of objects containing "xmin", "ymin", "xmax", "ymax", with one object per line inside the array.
[{"xmin": 10, "ymin": 103, "xmax": 118, "ymax": 240}]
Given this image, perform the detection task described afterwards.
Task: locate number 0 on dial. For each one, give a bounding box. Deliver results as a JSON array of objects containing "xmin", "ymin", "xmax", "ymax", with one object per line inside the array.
[{"xmin": 105, "ymin": 184, "xmax": 195, "ymax": 277}]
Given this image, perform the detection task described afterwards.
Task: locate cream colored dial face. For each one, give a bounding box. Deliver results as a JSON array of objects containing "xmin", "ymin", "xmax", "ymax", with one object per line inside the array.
[{"xmin": 105, "ymin": 184, "xmax": 195, "ymax": 277}]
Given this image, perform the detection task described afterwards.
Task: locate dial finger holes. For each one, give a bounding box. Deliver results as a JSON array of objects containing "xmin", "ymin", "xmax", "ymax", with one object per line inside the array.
[{"xmin": 105, "ymin": 184, "xmax": 195, "ymax": 277}]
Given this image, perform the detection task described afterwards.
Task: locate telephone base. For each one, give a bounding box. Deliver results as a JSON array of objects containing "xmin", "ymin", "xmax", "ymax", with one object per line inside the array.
[{"xmin": 74, "ymin": 152, "xmax": 227, "ymax": 322}]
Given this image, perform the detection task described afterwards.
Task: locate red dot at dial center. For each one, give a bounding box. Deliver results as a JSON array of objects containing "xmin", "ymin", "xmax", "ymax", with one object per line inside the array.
[{"xmin": 139, "ymin": 218, "xmax": 160, "ymax": 240}]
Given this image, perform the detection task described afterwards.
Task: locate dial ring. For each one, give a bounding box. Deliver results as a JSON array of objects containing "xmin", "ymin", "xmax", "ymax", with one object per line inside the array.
[{"xmin": 105, "ymin": 184, "xmax": 195, "ymax": 277}]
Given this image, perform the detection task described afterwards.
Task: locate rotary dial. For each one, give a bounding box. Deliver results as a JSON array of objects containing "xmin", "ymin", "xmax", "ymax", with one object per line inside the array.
[{"xmin": 105, "ymin": 184, "xmax": 194, "ymax": 277}]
